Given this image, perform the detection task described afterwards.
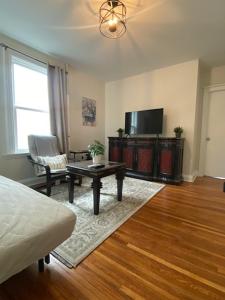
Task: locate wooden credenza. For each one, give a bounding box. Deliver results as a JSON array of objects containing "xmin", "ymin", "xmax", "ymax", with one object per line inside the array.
[{"xmin": 108, "ymin": 137, "xmax": 184, "ymax": 184}]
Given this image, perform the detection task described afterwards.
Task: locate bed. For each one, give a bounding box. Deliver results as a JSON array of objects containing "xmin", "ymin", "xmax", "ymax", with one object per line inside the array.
[{"xmin": 0, "ymin": 175, "xmax": 76, "ymax": 284}]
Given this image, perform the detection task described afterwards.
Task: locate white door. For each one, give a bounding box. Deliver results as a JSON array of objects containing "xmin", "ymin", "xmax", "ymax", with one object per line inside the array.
[{"xmin": 204, "ymin": 89, "xmax": 225, "ymax": 178}]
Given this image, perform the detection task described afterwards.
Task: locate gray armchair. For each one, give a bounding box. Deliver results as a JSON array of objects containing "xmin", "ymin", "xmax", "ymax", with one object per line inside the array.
[{"xmin": 27, "ymin": 135, "xmax": 81, "ymax": 196}]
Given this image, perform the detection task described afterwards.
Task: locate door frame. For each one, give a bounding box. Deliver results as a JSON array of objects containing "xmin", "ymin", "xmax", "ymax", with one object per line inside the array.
[{"xmin": 199, "ymin": 84, "xmax": 225, "ymax": 176}]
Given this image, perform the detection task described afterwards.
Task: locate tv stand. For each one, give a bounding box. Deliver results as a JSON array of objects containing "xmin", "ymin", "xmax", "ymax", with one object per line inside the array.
[{"xmin": 108, "ymin": 137, "xmax": 184, "ymax": 184}]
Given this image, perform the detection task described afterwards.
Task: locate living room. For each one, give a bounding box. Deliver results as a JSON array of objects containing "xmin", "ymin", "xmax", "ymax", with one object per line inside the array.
[{"xmin": 1, "ymin": 0, "xmax": 225, "ymax": 299}]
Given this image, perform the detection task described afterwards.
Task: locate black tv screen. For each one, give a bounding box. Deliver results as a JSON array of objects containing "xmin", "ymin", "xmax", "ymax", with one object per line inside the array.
[{"xmin": 125, "ymin": 108, "xmax": 163, "ymax": 135}]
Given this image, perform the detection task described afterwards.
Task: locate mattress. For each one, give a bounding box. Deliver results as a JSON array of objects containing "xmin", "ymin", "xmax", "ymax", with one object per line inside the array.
[{"xmin": 0, "ymin": 176, "xmax": 76, "ymax": 284}]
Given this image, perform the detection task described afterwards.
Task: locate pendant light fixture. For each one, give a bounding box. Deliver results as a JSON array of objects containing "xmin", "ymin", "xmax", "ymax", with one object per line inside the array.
[{"xmin": 99, "ymin": 0, "xmax": 127, "ymax": 39}]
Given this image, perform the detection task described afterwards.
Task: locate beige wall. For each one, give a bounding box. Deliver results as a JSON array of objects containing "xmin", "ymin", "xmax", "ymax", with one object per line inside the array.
[
  {"xmin": 68, "ymin": 67, "xmax": 105, "ymax": 151},
  {"xmin": 0, "ymin": 155, "xmax": 35, "ymax": 182},
  {"xmin": 0, "ymin": 33, "xmax": 105, "ymax": 182},
  {"xmin": 198, "ymin": 64, "xmax": 225, "ymax": 87},
  {"xmin": 0, "ymin": 32, "xmax": 211, "ymax": 183},
  {"xmin": 0, "ymin": 32, "xmax": 55, "ymax": 182},
  {"xmin": 105, "ymin": 60, "xmax": 199, "ymax": 180},
  {"xmin": 210, "ymin": 65, "xmax": 225, "ymax": 85}
]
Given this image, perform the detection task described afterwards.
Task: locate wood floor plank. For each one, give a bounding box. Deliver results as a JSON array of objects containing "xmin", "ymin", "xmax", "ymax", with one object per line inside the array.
[
  {"xmin": 0, "ymin": 176, "xmax": 225, "ymax": 300},
  {"xmin": 98, "ymin": 235, "xmax": 225, "ymax": 300},
  {"xmin": 127, "ymin": 244, "xmax": 225, "ymax": 294}
]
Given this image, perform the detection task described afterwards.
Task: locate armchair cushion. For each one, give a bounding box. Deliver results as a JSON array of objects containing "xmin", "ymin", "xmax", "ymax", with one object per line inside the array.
[{"xmin": 36, "ymin": 154, "xmax": 68, "ymax": 175}]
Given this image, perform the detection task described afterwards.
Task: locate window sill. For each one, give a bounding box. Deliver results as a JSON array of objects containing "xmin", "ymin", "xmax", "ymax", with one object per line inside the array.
[{"xmin": 2, "ymin": 152, "xmax": 29, "ymax": 159}]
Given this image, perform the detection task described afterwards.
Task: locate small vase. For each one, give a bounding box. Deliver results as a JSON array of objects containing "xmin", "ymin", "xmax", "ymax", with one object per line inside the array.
[
  {"xmin": 93, "ymin": 155, "xmax": 102, "ymax": 164},
  {"xmin": 118, "ymin": 132, "xmax": 123, "ymax": 138},
  {"xmin": 175, "ymin": 133, "xmax": 181, "ymax": 138}
]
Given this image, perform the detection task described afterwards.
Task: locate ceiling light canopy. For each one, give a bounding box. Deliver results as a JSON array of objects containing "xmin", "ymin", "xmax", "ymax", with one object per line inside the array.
[{"xmin": 99, "ymin": 0, "xmax": 127, "ymax": 39}]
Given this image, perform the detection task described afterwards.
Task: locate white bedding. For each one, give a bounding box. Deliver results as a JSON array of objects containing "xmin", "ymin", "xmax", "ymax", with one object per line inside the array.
[{"xmin": 0, "ymin": 176, "xmax": 76, "ymax": 284}]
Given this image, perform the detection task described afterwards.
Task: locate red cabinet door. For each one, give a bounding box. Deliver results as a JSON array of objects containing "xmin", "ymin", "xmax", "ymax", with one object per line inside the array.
[
  {"xmin": 158, "ymin": 140, "xmax": 176, "ymax": 178},
  {"xmin": 136, "ymin": 147, "xmax": 154, "ymax": 174},
  {"xmin": 109, "ymin": 145, "xmax": 121, "ymax": 162},
  {"xmin": 159, "ymin": 148, "xmax": 173, "ymax": 175},
  {"xmin": 123, "ymin": 146, "xmax": 134, "ymax": 169}
]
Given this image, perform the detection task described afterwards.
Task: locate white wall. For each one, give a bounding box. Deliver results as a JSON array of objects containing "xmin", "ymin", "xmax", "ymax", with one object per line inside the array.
[
  {"xmin": 105, "ymin": 60, "xmax": 200, "ymax": 180},
  {"xmin": 68, "ymin": 67, "xmax": 105, "ymax": 151}
]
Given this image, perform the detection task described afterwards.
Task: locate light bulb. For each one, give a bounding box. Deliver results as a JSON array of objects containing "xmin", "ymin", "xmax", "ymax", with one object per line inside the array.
[{"xmin": 108, "ymin": 18, "xmax": 118, "ymax": 32}]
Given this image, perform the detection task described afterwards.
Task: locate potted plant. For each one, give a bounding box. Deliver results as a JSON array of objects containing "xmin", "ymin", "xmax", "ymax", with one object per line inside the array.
[
  {"xmin": 117, "ymin": 128, "xmax": 124, "ymax": 138},
  {"xmin": 88, "ymin": 140, "xmax": 105, "ymax": 164},
  {"xmin": 174, "ymin": 126, "xmax": 183, "ymax": 138}
]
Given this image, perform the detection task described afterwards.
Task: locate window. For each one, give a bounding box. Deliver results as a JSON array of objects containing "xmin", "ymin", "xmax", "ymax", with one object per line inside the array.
[{"xmin": 11, "ymin": 56, "xmax": 51, "ymax": 153}]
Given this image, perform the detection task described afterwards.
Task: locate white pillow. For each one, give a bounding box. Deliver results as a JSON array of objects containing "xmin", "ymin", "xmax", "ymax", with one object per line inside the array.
[{"xmin": 36, "ymin": 154, "xmax": 68, "ymax": 175}]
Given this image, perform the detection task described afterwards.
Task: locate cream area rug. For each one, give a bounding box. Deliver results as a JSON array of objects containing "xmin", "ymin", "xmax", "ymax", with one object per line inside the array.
[{"xmin": 50, "ymin": 176, "xmax": 164, "ymax": 267}]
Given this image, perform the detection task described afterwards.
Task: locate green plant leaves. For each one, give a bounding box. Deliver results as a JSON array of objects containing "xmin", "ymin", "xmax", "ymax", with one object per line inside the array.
[{"xmin": 88, "ymin": 140, "xmax": 105, "ymax": 157}]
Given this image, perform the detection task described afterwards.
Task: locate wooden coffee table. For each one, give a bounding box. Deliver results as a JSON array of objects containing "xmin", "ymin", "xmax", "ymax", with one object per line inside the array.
[{"xmin": 66, "ymin": 161, "xmax": 125, "ymax": 215}]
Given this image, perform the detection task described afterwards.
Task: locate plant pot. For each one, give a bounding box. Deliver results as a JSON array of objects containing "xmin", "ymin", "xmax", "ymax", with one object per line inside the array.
[
  {"xmin": 93, "ymin": 155, "xmax": 102, "ymax": 164},
  {"xmin": 118, "ymin": 131, "xmax": 123, "ymax": 139},
  {"xmin": 175, "ymin": 133, "xmax": 181, "ymax": 138}
]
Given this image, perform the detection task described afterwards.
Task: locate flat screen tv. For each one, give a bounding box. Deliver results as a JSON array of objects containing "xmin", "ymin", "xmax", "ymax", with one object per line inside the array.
[{"xmin": 125, "ymin": 108, "xmax": 163, "ymax": 135}]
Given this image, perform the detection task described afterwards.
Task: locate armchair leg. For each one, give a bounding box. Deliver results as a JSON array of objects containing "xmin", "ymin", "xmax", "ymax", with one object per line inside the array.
[
  {"xmin": 46, "ymin": 182, "xmax": 51, "ymax": 197},
  {"xmin": 78, "ymin": 176, "xmax": 82, "ymax": 186},
  {"xmin": 46, "ymin": 172, "xmax": 52, "ymax": 197}
]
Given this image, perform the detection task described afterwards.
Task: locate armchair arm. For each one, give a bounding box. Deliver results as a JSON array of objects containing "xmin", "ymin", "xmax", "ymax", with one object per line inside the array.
[{"xmin": 27, "ymin": 155, "xmax": 51, "ymax": 174}]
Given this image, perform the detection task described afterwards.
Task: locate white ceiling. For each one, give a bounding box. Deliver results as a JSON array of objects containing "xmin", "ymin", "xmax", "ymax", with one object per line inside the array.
[{"xmin": 0, "ymin": 0, "xmax": 225, "ymax": 81}]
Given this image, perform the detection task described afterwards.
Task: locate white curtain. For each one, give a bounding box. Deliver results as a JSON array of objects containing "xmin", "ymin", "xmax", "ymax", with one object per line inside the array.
[{"xmin": 48, "ymin": 65, "xmax": 69, "ymax": 155}]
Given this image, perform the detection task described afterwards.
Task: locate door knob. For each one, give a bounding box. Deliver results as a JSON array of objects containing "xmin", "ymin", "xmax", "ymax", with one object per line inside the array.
[{"xmin": 206, "ymin": 137, "xmax": 211, "ymax": 141}]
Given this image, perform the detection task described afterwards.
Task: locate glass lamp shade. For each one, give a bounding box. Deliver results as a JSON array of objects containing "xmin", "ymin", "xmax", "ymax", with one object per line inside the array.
[{"xmin": 99, "ymin": 0, "xmax": 126, "ymax": 39}]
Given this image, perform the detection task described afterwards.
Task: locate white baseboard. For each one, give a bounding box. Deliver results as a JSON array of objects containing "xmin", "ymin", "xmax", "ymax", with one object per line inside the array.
[
  {"xmin": 192, "ymin": 170, "xmax": 199, "ymax": 181},
  {"xmin": 183, "ymin": 170, "xmax": 198, "ymax": 183},
  {"xmin": 19, "ymin": 176, "xmax": 45, "ymax": 187}
]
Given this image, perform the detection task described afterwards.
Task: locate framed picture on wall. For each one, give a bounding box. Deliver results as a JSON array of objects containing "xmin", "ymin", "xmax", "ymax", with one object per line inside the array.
[{"xmin": 82, "ymin": 97, "xmax": 96, "ymax": 127}]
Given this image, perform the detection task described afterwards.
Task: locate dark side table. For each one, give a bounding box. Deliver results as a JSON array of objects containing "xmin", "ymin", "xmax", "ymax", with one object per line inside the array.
[
  {"xmin": 69, "ymin": 150, "xmax": 91, "ymax": 161},
  {"xmin": 66, "ymin": 161, "xmax": 125, "ymax": 215}
]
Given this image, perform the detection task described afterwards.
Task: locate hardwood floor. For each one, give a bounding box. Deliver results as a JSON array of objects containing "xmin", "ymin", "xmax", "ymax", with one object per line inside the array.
[{"xmin": 1, "ymin": 177, "xmax": 225, "ymax": 300}]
